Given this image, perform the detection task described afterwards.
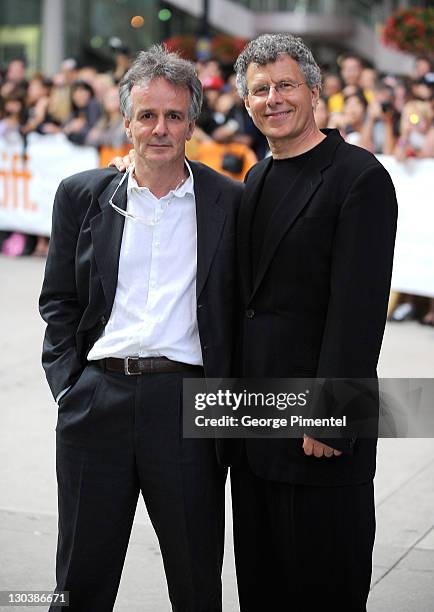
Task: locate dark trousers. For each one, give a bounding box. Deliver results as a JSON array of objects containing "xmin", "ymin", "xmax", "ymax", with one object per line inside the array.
[
  {"xmin": 230, "ymin": 448, "xmax": 375, "ymax": 612},
  {"xmin": 51, "ymin": 363, "xmax": 226, "ymax": 612}
]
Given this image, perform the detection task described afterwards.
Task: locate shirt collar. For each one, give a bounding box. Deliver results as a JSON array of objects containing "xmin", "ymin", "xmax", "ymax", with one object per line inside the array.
[{"xmin": 127, "ymin": 159, "xmax": 194, "ymax": 199}]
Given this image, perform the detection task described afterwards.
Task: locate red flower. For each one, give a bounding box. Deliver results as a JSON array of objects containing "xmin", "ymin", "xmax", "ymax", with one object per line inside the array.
[{"xmin": 382, "ymin": 7, "xmax": 434, "ymax": 54}]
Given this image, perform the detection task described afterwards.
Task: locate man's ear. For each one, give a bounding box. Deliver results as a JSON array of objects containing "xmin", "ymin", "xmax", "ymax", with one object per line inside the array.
[
  {"xmin": 244, "ymin": 97, "xmax": 252, "ymax": 117},
  {"xmin": 311, "ymin": 85, "xmax": 320, "ymax": 110},
  {"xmin": 124, "ymin": 117, "xmax": 131, "ymax": 138},
  {"xmin": 186, "ymin": 120, "xmax": 195, "ymax": 141}
]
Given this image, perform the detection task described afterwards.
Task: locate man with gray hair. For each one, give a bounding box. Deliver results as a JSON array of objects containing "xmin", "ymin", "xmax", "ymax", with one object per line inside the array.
[
  {"xmin": 230, "ymin": 34, "xmax": 397, "ymax": 611},
  {"xmin": 40, "ymin": 45, "xmax": 242, "ymax": 611}
]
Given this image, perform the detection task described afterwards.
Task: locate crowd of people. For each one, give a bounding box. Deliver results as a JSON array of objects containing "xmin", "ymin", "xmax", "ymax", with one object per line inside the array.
[
  {"xmin": 2, "ymin": 52, "xmax": 432, "ymax": 163},
  {"xmin": 1, "ymin": 48, "xmax": 433, "ymax": 322}
]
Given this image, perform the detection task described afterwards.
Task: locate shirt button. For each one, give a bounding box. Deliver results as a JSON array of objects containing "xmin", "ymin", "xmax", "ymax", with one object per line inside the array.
[{"xmin": 246, "ymin": 309, "xmax": 255, "ymax": 319}]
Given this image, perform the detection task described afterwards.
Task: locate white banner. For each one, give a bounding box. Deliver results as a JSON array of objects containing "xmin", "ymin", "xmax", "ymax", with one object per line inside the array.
[
  {"xmin": 377, "ymin": 155, "xmax": 434, "ymax": 298},
  {"xmin": 0, "ymin": 137, "xmax": 433, "ymax": 296},
  {"xmin": 0, "ymin": 133, "xmax": 99, "ymax": 236}
]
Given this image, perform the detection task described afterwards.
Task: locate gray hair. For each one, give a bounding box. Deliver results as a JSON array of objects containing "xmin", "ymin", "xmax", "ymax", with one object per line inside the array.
[
  {"xmin": 119, "ymin": 45, "xmax": 203, "ymax": 121},
  {"xmin": 234, "ymin": 34, "xmax": 322, "ymax": 98}
]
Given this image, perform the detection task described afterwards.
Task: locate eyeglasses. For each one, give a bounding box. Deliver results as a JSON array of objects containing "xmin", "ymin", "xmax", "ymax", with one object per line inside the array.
[
  {"xmin": 109, "ymin": 163, "xmax": 188, "ymax": 227},
  {"xmin": 109, "ymin": 165, "xmax": 132, "ymax": 218},
  {"xmin": 248, "ymin": 81, "xmax": 305, "ymax": 98},
  {"xmin": 109, "ymin": 165, "xmax": 163, "ymax": 226}
]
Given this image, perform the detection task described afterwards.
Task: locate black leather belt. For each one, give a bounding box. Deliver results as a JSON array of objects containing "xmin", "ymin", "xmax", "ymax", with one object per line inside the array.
[{"xmin": 95, "ymin": 356, "xmax": 204, "ymax": 376}]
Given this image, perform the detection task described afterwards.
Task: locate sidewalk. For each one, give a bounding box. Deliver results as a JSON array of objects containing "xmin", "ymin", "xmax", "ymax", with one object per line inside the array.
[{"xmin": 1, "ymin": 255, "xmax": 433, "ymax": 611}]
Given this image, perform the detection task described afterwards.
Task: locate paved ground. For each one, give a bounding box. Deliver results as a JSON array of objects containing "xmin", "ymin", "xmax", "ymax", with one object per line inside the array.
[{"xmin": 1, "ymin": 255, "xmax": 433, "ymax": 611}]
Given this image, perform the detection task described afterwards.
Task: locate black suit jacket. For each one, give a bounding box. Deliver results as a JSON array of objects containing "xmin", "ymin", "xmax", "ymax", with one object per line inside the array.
[
  {"xmin": 237, "ymin": 129, "xmax": 398, "ymax": 485},
  {"xmin": 39, "ymin": 162, "xmax": 242, "ymax": 401}
]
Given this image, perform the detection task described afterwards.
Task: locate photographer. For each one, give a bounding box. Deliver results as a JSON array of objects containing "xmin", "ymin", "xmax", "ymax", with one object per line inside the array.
[{"xmin": 360, "ymin": 81, "xmax": 400, "ymax": 154}]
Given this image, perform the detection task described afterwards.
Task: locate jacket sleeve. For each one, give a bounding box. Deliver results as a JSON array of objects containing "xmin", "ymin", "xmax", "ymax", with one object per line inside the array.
[
  {"xmin": 39, "ymin": 180, "xmax": 84, "ymax": 400},
  {"xmin": 312, "ymin": 162, "xmax": 398, "ymax": 453}
]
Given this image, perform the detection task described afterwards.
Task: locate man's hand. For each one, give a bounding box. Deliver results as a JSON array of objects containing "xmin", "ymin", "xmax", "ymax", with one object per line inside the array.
[
  {"xmin": 367, "ymin": 100, "xmax": 382, "ymax": 122},
  {"xmin": 109, "ymin": 149, "xmax": 135, "ymax": 172},
  {"xmin": 303, "ymin": 435, "xmax": 342, "ymax": 458},
  {"xmin": 64, "ymin": 117, "xmax": 86, "ymax": 134}
]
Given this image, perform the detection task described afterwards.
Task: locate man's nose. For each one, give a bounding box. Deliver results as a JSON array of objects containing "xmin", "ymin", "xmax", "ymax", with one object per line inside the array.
[
  {"xmin": 152, "ymin": 116, "xmax": 168, "ymax": 136},
  {"xmin": 266, "ymin": 84, "xmax": 283, "ymax": 105}
]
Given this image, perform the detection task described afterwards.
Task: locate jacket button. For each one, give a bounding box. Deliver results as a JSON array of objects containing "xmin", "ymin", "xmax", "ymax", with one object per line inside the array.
[
  {"xmin": 100, "ymin": 316, "xmax": 107, "ymax": 325},
  {"xmin": 197, "ymin": 303, "xmax": 203, "ymax": 309},
  {"xmin": 246, "ymin": 309, "xmax": 255, "ymax": 319}
]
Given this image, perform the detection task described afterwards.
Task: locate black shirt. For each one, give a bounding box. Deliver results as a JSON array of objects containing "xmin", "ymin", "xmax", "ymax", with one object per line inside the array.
[{"xmin": 251, "ymin": 141, "xmax": 326, "ymax": 277}]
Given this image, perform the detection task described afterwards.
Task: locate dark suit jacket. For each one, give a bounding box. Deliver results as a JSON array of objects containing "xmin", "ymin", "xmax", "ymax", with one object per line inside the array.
[
  {"xmin": 39, "ymin": 162, "xmax": 242, "ymax": 401},
  {"xmin": 237, "ymin": 129, "xmax": 398, "ymax": 486}
]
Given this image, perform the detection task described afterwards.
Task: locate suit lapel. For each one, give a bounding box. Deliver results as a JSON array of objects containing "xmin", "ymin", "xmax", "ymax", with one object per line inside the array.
[
  {"xmin": 237, "ymin": 157, "xmax": 272, "ymax": 301},
  {"xmin": 191, "ymin": 162, "xmax": 227, "ymax": 299},
  {"xmin": 249, "ymin": 130, "xmax": 342, "ymax": 302},
  {"xmin": 90, "ymin": 173, "xmax": 127, "ymax": 310}
]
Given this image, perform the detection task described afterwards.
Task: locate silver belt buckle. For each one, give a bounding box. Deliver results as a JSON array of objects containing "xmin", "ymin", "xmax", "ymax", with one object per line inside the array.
[{"xmin": 124, "ymin": 356, "xmax": 141, "ymax": 375}]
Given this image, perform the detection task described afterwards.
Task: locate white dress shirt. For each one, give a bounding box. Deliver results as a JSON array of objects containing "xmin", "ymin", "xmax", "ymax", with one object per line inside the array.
[{"xmin": 87, "ymin": 161, "xmax": 203, "ymax": 365}]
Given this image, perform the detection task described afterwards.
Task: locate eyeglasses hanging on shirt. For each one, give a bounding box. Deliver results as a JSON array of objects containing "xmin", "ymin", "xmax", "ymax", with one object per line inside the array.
[{"xmin": 109, "ymin": 164, "xmax": 189, "ymax": 227}]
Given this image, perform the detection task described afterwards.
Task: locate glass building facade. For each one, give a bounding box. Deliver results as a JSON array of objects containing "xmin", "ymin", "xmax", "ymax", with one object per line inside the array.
[
  {"xmin": 0, "ymin": 0, "xmax": 204, "ymax": 75},
  {"xmin": 0, "ymin": 0, "xmax": 424, "ymax": 76}
]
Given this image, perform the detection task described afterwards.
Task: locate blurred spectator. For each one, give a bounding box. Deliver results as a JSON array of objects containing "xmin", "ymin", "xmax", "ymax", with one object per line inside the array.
[
  {"xmin": 339, "ymin": 54, "xmax": 380, "ymax": 111},
  {"xmin": 340, "ymin": 54, "xmax": 363, "ymax": 88},
  {"xmin": 44, "ymin": 58, "xmax": 78, "ymax": 125},
  {"xmin": 394, "ymin": 100, "xmax": 434, "ymax": 161},
  {"xmin": 359, "ymin": 67, "xmax": 377, "ymax": 104},
  {"xmin": 211, "ymin": 75, "xmax": 251, "ymax": 144},
  {"xmin": 411, "ymin": 75, "xmax": 434, "ymax": 103},
  {"xmin": 330, "ymin": 90, "xmax": 368, "ymax": 147},
  {"xmin": 341, "ymin": 84, "xmax": 361, "ymax": 99},
  {"xmin": 6, "ymin": 58, "xmax": 27, "ymax": 83},
  {"xmin": 0, "ymin": 92, "xmax": 27, "ymax": 139},
  {"xmin": 108, "ymin": 39, "xmax": 131, "ymax": 83},
  {"xmin": 196, "ymin": 73, "xmax": 267, "ymax": 159},
  {"xmin": 314, "ymin": 96, "xmax": 330, "ymax": 129},
  {"xmin": 359, "ymin": 81, "xmax": 399, "ymax": 154},
  {"xmin": 60, "ymin": 58, "xmax": 78, "ymax": 84},
  {"xmin": 323, "ymin": 73, "xmax": 344, "ymax": 113},
  {"xmin": 342, "ymin": 91, "xmax": 368, "ymax": 146},
  {"xmin": 197, "ymin": 59, "xmax": 223, "ymax": 83},
  {"xmin": 63, "ymin": 80, "xmax": 101, "ymax": 145},
  {"xmin": 413, "ymin": 56, "xmax": 432, "ymax": 81},
  {"xmin": 0, "ymin": 90, "xmax": 38, "ymax": 257},
  {"xmin": 86, "ymin": 85, "xmax": 128, "ymax": 148},
  {"xmin": 215, "ymin": 74, "xmax": 268, "ymax": 157},
  {"xmin": 93, "ymin": 73, "xmax": 115, "ymax": 103},
  {"xmin": 78, "ymin": 66, "xmax": 98, "ymax": 85},
  {"xmin": 46, "ymin": 80, "xmax": 72, "ymax": 127},
  {"xmin": 196, "ymin": 75, "xmax": 226, "ymax": 137},
  {"xmin": 21, "ymin": 74, "xmax": 54, "ymax": 136},
  {"xmin": 390, "ymin": 76, "xmax": 413, "ymax": 114}
]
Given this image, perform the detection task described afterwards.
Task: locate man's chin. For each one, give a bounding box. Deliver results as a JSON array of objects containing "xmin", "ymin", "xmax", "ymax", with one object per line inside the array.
[
  {"xmin": 264, "ymin": 127, "xmax": 295, "ymax": 141},
  {"xmin": 145, "ymin": 148, "xmax": 174, "ymax": 162}
]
